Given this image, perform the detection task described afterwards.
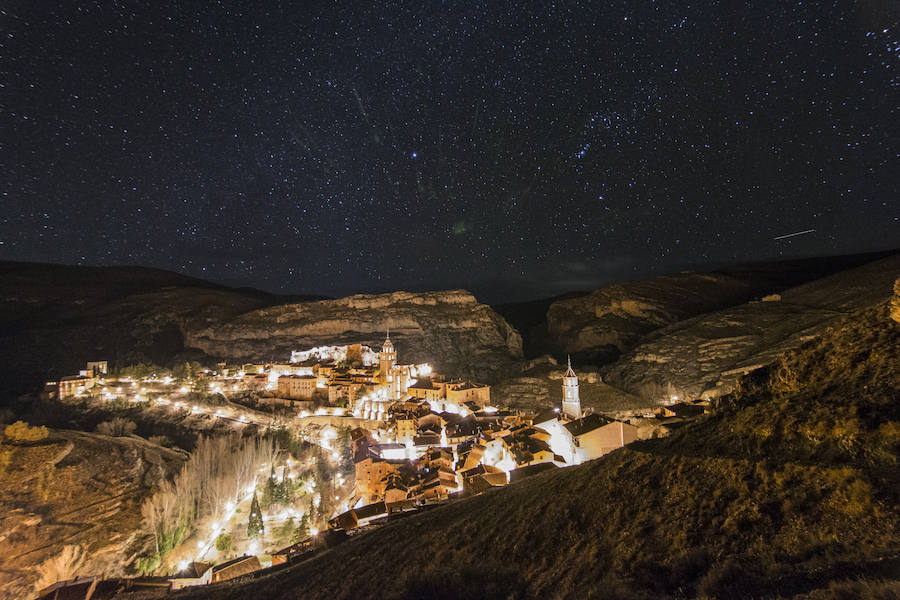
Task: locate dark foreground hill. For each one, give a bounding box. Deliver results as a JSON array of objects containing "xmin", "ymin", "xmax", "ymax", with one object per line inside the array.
[{"xmin": 109, "ymin": 296, "xmax": 900, "ymax": 598}]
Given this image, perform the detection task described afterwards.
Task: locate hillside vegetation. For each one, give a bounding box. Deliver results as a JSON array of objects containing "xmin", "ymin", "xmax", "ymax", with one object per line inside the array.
[{"xmin": 126, "ymin": 301, "xmax": 899, "ymax": 600}]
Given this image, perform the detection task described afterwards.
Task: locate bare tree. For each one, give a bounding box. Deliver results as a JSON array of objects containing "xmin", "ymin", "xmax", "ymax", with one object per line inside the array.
[
  {"xmin": 140, "ymin": 434, "xmax": 281, "ymax": 567},
  {"xmin": 33, "ymin": 545, "xmax": 86, "ymax": 593}
]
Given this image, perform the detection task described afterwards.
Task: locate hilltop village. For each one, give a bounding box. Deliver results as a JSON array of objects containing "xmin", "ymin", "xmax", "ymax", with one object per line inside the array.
[{"xmin": 36, "ymin": 335, "xmax": 707, "ymax": 597}]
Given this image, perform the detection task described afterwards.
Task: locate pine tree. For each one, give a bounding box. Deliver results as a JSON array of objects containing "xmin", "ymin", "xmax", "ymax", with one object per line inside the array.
[
  {"xmin": 275, "ymin": 470, "xmax": 293, "ymax": 506},
  {"xmin": 262, "ymin": 465, "xmax": 277, "ymax": 509},
  {"xmin": 247, "ymin": 492, "xmax": 264, "ymax": 539},
  {"xmin": 291, "ymin": 512, "xmax": 310, "ymax": 543}
]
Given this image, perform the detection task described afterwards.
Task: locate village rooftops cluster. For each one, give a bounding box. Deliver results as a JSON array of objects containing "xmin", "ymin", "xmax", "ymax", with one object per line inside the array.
[
  {"xmin": 236, "ymin": 337, "xmax": 489, "ymax": 421},
  {"xmin": 35, "ymin": 346, "xmax": 707, "ymax": 596},
  {"xmin": 33, "ymin": 556, "xmax": 264, "ymax": 600},
  {"xmin": 330, "ymin": 361, "xmax": 640, "ymax": 531}
]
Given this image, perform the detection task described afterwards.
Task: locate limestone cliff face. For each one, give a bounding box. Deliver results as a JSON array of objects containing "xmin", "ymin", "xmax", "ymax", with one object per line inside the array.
[
  {"xmin": 0, "ymin": 262, "xmax": 522, "ymax": 394},
  {"xmin": 602, "ymin": 255, "xmax": 900, "ymax": 400},
  {"xmin": 891, "ymin": 277, "xmax": 900, "ymax": 324},
  {"xmin": 0, "ymin": 431, "xmax": 186, "ymax": 600},
  {"xmin": 546, "ymin": 272, "xmax": 755, "ymax": 358},
  {"xmin": 186, "ymin": 290, "xmax": 523, "ymax": 381}
]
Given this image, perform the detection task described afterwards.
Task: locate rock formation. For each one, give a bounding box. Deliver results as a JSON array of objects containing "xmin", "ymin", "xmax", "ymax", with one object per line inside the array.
[
  {"xmin": 0, "ymin": 430, "xmax": 185, "ymax": 600},
  {"xmin": 0, "ymin": 263, "xmax": 522, "ymax": 397},
  {"xmin": 602, "ymin": 255, "xmax": 900, "ymax": 401},
  {"xmin": 545, "ymin": 272, "xmax": 754, "ymax": 359},
  {"xmin": 188, "ymin": 290, "xmax": 523, "ymax": 382},
  {"xmin": 540, "ymin": 251, "xmax": 899, "ymax": 362}
]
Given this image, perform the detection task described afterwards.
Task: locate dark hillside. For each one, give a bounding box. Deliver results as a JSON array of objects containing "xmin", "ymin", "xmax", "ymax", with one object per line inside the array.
[
  {"xmin": 119, "ymin": 301, "xmax": 900, "ymax": 599},
  {"xmin": 0, "ymin": 262, "xmax": 324, "ymax": 403}
]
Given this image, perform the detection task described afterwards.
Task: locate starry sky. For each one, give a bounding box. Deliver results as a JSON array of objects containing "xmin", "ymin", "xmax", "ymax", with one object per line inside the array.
[{"xmin": 3, "ymin": 1, "xmax": 898, "ymax": 303}]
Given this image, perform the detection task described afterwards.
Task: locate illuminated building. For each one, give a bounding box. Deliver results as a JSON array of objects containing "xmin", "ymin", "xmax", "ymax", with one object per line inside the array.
[{"xmin": 561, "ymin": 356, "xmax": 582, "ymax": 419}]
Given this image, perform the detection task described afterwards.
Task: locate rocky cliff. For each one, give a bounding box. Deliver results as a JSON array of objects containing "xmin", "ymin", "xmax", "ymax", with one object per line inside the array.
[
  {"xmin": 0, "ymin": 429, "xmax": 185, "ymax": 600},
  {"xmin": 0, "ymin": 263, "xmax": 522, "ymax": 399},
  {"xmin": 187, "ymin": 290, "xmax": 523, "ymax": 381},
  {"xmin": 546, "ymin": 271, "xmax": 754, "ymax": 360},
  {"xmin": 602, "ymin": 254, "xmax": 900, "ymax": 401},
  {"xmin": 542, "ymin": 252, "xmax": 900, "ymax": 363}
]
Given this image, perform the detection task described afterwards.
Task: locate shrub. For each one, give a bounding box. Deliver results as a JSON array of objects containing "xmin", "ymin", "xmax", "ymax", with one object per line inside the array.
[
  {"xmin": 134, "ymin": 552, "xmax": 160, "ymax": 575},
  {"xmin": 215, "ymin": 532, "xmax": 233, "ymax": 552},
  {"xmin": 148, "ymin": 435, "xmax": 173, "ymax": 447},
  {"xmin": 4, "ymin": 421, "xmax": 49, "ymax": 442},
  {"xmin": 248, "ymin": 492, "xmax": 264, "ymax": 538},
  {"xmin": 33, "ymin": 545, "xmax": 85, "ymax": 593},
  {"xmin": 96, "ymin": 418, "xmax": 136, "ymax": 437},
  {"xmin": 34, "ymin": 464, "xmax": 56, "ymax": 501}
]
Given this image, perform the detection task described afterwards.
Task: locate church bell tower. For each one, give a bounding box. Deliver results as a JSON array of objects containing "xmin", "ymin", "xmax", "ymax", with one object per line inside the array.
[
  {"xmin": 380, "ymin": 330, "xmax": 397, "ymax": 397},
  {"xmin": 562, "ymin": 356, "xmax": 581, "ymax": 419}
]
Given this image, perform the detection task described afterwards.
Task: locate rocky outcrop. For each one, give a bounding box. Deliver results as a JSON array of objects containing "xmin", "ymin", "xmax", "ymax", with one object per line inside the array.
[
  {"xmin": 0, "ymin": 430, "xmax": 185, "ymax": 600},
  {"xmin": 602, "ymin": 255, "xmax": 900, "ymax": 401},
  {"xmin": 542, "ymin": 251, "xmax": 900, "ymax": 362},
  {"xmin": 187, "ymin": 290, "xmax": 523, "ymax": 382},
  {"xmin": 546, "ymin": 272, "xmax": 755, "ymax": 359}
]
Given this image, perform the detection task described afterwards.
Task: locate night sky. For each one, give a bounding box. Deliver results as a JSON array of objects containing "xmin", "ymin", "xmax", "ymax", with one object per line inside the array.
[{"xmin": 3, "ymin": 2, "xmax": 898, "ymax": 302}]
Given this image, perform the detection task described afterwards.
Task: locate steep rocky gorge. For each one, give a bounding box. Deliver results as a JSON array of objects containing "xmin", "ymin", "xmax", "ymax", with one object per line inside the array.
[
  {"xmin": 188, "ymin": 290, "xmax": 523, "ymax": 381},
  {"xmin": 116, "ymin": 297, "xmax": 900, "ymax": 600}
]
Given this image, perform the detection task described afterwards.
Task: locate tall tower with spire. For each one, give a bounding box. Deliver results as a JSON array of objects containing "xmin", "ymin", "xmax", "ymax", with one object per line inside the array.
[
  {"xmin": 380, "ymin": 330, "xmax": 397, "ymax": 396},
  {"xmin": 561, "ymin": 356, "xmax": 581, "ymax": 419}
]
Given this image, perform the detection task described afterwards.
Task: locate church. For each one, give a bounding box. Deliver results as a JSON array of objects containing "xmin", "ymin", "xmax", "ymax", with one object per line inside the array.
[{"xmin": 355, "ymin": 332, "xmax": 423, "ymax": 420}]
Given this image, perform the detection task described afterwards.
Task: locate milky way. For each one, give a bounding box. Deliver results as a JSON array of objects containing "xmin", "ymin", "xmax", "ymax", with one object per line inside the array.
[{"xmin": 3, "ymin": 2, "xmax": 898, "ymax": 301}]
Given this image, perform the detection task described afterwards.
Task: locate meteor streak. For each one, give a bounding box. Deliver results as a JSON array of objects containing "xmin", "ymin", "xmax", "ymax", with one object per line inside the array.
[{"xmin": 773, "ymin": 229, "xmax": 816, "ymax": 241}]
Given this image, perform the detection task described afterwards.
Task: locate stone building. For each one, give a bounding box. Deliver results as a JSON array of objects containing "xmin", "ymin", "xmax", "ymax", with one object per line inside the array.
[
  {"xmin": 561, "ymin": 356, "xmax": 582, "ymax": 419},
  {"xmin": 276, "ymin": 374, "xmax": 317, "ymax": 400}
]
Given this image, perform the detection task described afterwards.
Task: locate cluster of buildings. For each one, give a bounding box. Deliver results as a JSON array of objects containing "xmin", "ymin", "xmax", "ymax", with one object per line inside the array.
[
  {"xmin": 50, "ymin": 361, "xmax": 108, "ymax": 398},
  {"xmin": 35, "ymin": 556, "xmax": 263, "ymax": 599},
  {"xmin": 238, "ymin": 336, "xmax": 445, "ymax": 417},
  {"xmin": 330, "ymin": 358, "xmax": 640, "ymax": 531},
  {"xmin": 261, "ymin": 334, "xmax": 491, "ymax": 422},
  {"xmin": 37, "ymin": 339, "xmax": 710, "ymax": 597}
]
